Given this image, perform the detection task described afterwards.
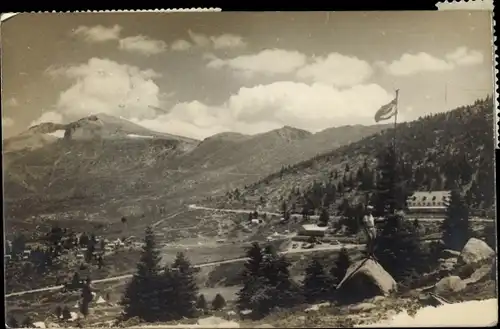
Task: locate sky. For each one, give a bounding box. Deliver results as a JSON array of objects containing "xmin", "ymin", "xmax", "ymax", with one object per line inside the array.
[{"xmin": 1, "ymin": 11, "xmax": 495, "ymax": 140}]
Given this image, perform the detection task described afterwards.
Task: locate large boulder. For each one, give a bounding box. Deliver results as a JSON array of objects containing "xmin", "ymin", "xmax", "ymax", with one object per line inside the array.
[
  {"xmin": 458, "ymin": 238, "xmax": 495, "ymax": 266},
  {"xmin": 336, "ymin": 258, "xmax": 397, "ymax": 303},
  {"xmin": 434, "ymin": 276, "xmax": 467, "ymax": 295}
]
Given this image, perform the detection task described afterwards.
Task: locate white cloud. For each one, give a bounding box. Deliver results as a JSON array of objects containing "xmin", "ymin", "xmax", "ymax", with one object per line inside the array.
[
  {"xmin": 3, "ymin": 117, "xmax": 14, "ymax": 128},
  {"xmin": 380, "ymin": 47, "xmax": 484, "ymax": 76},
  {"xmin": 29, "ymin": 111, "xmax": 64, "ymax": 127},
  {"xmin": 41, "ymin": 58, "xmax": 162, "ymax": 122},
  {"xmin": 119, "ymin": 35, "xmax": 167, "ymax": 56},
  {"xmin": 133, "ymin": 81, "xmax": 393, "ymax": 139},
  {"xmin": 171, "ymin": 39, "xmax": 192, "ymax": 51},
  {"xmin": 186, "ymin": 30, "xmax": 246, "ymax": 50},
  {"xmin": 41, "ymin": 58, "xmax": 393, "ymax": 140},
  {"xmin": 297, "ymin": 53, "xmax": 373, "ymax": 87},
  {"xmin": 207, "ymin": 49, "xmax": 307, "ymax": 77},
  {"xmin": 5, "ymin": 97, "xmax": 19, "ymax": 107},
  {"xmin": 71, "ymin": 25, "xmax": 122, "ymax": 43},
  {"xmin": 446, "ymin": 47, "xmax": 484, "ymax": 66},
  {"xmin": 211, "ymin": 34, "xmax": 247, "ymax": 49},
  {"xmin": 378, "ymin": 52, "xmax": 454, "ymax": 76}
]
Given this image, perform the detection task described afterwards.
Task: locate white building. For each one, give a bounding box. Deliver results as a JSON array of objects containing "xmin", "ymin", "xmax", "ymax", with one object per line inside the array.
[
  {"xmin": 297, "ymin": 224, "xmax": 329, "ymax": 237},
  {"xmin": 407, "ymin": 191, "xmax": 451, "ymax": 214}
]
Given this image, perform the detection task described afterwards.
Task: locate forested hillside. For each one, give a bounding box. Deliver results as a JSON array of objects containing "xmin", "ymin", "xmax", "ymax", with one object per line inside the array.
[{"xmin": 211, "ymin": 97, "xmax": 495, "ymax": 217}]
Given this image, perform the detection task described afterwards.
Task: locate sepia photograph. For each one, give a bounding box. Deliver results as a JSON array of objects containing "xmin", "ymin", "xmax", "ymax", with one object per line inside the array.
[{"xmin": 2, "ymin": 10, "xmax": 497, "ymax": 328}]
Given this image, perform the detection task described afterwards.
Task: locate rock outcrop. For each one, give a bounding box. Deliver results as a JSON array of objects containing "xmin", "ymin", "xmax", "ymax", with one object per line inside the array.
[
  {"xmin": 458, "ymin": 238, "xmax": 495, "ymax": 266},
  {"xmin": 336, "ymin": 258, "xmax": 397, "ymax": 303},
  {"xmin": 433, "ymin": 276, "xmax": 467, "ymax": 294}
]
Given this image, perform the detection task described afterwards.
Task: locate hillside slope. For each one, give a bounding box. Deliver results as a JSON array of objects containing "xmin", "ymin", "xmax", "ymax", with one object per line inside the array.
[{"xmin": 210, "ymin": 97, "xmax": 495, "ymax": 216}]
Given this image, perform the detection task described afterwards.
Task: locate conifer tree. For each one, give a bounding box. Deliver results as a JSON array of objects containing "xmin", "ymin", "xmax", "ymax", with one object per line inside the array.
[
  {"xmin": 442, "ymin": 190, "xmax": 471, "ymax": 250},
  {"xmin": 236, "ymin": 242, "xmax": 264, "ymax": 311},
  {"xmin": 55, "ymin": 305, "xmax": 62, "ymax": 319},
  {"xmin": 80, "ymin": 279, "xmax": 93, "ymax": 317},
  {"xmin": 212, "ymin": 293, "xmax": 226, "ymax": 311},
  {"xmin": 120, "ymin": 226, "xmax": 163, "ymax": 322},
  {"xmin": 330, "ymin": 247, "xmax": 351, "ymax": 287},
  {"xmin": 62, "ymin": 306, "xmax": 72, "ymax": 321},
  {"xmin": 372, "ymin": 146, "xmax": 406, "ymax": 217},
  {"xmin": 21, "ymin": 316, "xmax": 34, "ymax": 328},
  {"xmin": 7, "ymin": 315, "xmax": 19, "ymax": 328},
  {"xmin": 374, "ymin": 214, "xmax": 426, "ymax": 282},
  {"xmin": 170, "ymin": 252, "xmax": 199, "ymax": 318},
  {"xmin": 318, "ymin": 208, "xmax": 329, "ymax": 227},
  {"xmin": 302, "ymin": 257, "xmax": 331, "ymax": 303},
  {"xmin": 196, "ymin": 294, "xmax": 208, "ymax": 312}
]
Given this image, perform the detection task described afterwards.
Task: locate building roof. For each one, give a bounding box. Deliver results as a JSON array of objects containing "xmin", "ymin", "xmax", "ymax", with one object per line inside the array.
[
  {"xmin": 301, "ymin": 224, "xmax": 329, "ymax": 232},
  {"xmin": 408, "ymin": 190, "xmax": 451, "ymax": 202}
]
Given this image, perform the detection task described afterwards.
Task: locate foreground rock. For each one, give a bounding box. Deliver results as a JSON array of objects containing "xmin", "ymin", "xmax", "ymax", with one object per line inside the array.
[
  {"xmin": 458, "ymin": 238, "xmax": 495, "ymax": 266},
  {"xmin": 336, "ymin": 259, "xmax": 397, "ymax": 303},
  {"xmin": 433, "ymin": 276, "xmax": 467, "ymax": 294}
]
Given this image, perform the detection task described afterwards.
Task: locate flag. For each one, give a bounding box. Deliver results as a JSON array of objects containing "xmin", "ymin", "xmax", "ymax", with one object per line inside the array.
[{"xmin": 374, "ymin": 94, "xmax": 398, "ymax": 123}]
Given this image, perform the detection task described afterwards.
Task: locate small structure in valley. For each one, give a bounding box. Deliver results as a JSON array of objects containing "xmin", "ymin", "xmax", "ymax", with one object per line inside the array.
[{"xmin": 297, "ymin": 224, "xmax": 329, "ymax": 238}]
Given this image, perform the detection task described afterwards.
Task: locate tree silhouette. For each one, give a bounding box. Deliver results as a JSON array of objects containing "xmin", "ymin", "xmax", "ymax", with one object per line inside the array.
[
  {"xmin": 212, "ymin": 293, "xmax": 226, "ymax": 311},
  {"xmin": 302, "ymin": 257, "xmax": 331, "ymax": 303},
  {"xmin": 442, "ymin": 190, "xmax": 471, "ymax": 250},
  {"xmin": 120, "ymin": 226, "xmax": 163, "ymax": 322}
]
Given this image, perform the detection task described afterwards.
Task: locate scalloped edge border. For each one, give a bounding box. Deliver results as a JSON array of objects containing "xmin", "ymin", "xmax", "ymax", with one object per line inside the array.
[
  {"xmin": 1, "ymin": 8, "xmax": 222, "ymax": 21},
  {"xmin": 435, "ymin": 0, "xmax": 494, "ymax": 11}
]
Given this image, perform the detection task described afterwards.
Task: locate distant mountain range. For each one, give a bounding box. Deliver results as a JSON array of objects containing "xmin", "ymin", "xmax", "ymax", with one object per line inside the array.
[{"xmin": 3, "ymin": 112, "xmax": 390, "ymax": 222}]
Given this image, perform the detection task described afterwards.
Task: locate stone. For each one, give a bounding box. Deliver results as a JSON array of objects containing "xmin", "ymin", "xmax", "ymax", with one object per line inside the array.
[
  {"xmin": 336, "ymin": 258, "xmax": 397, "ymax": 303},
  {"xmin": 434, "ymin": 276, "xmax": 467, "ymax": 294},
  {"xmin": 349, "ymin": 302, "xmax": 377, "ymax": 313},
  {"xmin": 442, "ymin": 249, "xmax": 461, "ymax": 258},
  {"xmin": 462, "ymin": 264, "xmax": 492, "ymax": 285},
  {"xmin": 458, "ymin": 238, "xmax": 495, "ymax": 266}
]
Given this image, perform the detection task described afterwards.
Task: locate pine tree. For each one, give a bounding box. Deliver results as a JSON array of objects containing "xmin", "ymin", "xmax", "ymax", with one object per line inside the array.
[
  {"xmin": 21, "ymin": 316, "xmax": 34, "ymax": 328},
  {"xmin": 318, "ymin": 208, "xmax": 329, "ymax": 227},
  {"xmin": 80, "ymin": 280, "xmax": 93, "ymax": 317},
  {"xmin": 55, "ymin": 305, "xmax": 62, "ymax": 319},
  {"xmin": 374, "ymin": 213, "xmax": 427, "ymax": 282},
  {"xmin": 330, "ymin": 247, "xmax": 351, "ymax": 287},
  {"xmin": 372, "ymin": 146, "xmax": 407, "ymax": 217},
  {"xmin": 170, "ymin": 252, "xmax": 199, "ymax": 318},
  {"xmin": 236, "ymin": 242, "xmax": 264, "ymax": 311},
  {"xmin": 62, "ymin": 306, "xmax": 72, "ymax": 321},
  {"xmin": 442, "ymin": 190, "xmax": 471, "ymax": 251},
  {"xmin": 196, "ymin": 294, "xmax": 208, "ymax": 312},
  {"xmin": 302, "ymin": 257, "xmax": 331, "ymax": 303},
  {"xmin": 212, "ymin": 293, "xmax": 226, "ymax": 311},
  {"xmin": 7, "ymin": 315, "xmax": 19, "ymax": 328},
  {"xmin": 120, "ymin": 226, "xmax": 163, "ymax": 322}
]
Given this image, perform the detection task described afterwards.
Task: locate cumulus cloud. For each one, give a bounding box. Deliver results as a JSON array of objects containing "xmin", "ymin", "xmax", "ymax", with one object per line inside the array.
[
  {"xmin": 297, "ymin": 53, "xmax": 373, "ymax": 87},
  {"xmin": 207, "ymin": 49, "xmax": 307, "ymax": 77},
  {"xmin": 42, "ymin": 58, "xmax": 162, "ymax": 122},
  {"xmin": 71, "ymin": 24, "xmax": 122, "ymax": 43},
  {"xmin": 211, "ymin": 34, "xmax": 247, "ymax": 49},
  {"xmin": 41, "ymin": 57, "xmax": 393, "ymax": 140},
  {"xmin": 119, "ymin": 35, "xmax": 167, "ymax": 56},
  {"xmin": 3, "ymin": 117, "xmax": 14, "ymax": 128},
  {"xmin": 171, "ymin": 39, "xmax": 192, "ymax": 51},
  {"xmin": 133, "ymin": 81, "xmax": 393, "ymax": 139},
  {"xmin": 379, "ymin": 47, "xmax": 484, "ymax": 76},
  {"xmin": 446, "ymin": 47, "xmax": 484, "ymax": 66},
  {"xmin": 29, "ymin": 111, "xmax": 64, "ymax": 127},
  {"xmin": 171, "ymin": 30, "xmax": 246, "ymax": 51}
]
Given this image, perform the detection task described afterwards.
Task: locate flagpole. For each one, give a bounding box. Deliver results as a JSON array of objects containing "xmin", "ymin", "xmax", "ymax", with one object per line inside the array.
[{"xmin": 393, "ymin": 89, "xmax": 399, "ymax": 155}]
